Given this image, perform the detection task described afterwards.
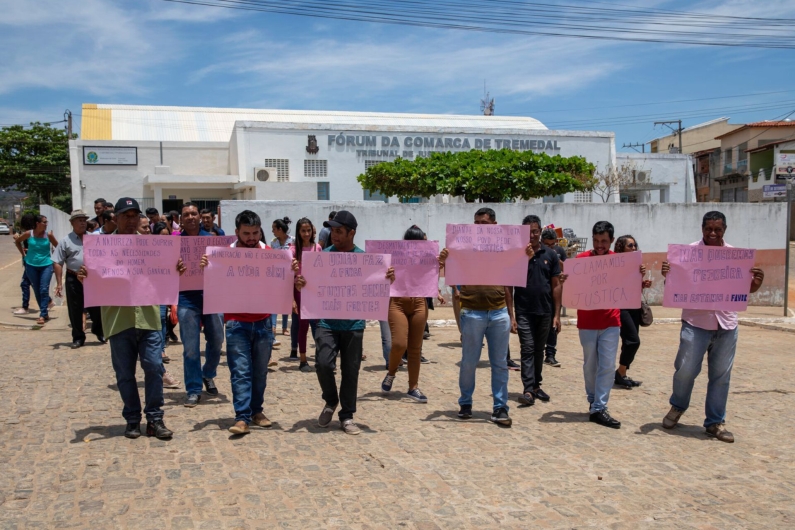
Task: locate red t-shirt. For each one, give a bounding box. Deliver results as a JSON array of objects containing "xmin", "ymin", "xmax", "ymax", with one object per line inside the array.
[
  {"xmin": 224, "ymin": 241, "xmax": 272, "ymax": 323},
  {"xmin": 575, "ymin": 250, "xmax": 621, "ymax": 330}
]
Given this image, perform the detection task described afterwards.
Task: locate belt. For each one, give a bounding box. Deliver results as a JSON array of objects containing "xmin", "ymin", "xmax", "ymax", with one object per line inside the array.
[{"xmin": 66, "ymin": 269, "xmax": 80, "ymax": 276}]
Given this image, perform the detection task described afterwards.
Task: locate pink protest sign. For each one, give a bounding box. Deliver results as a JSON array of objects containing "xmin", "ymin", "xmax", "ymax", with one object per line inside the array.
[
  {"xmin": 179, "ymin": 235, "xmax": 236, "ymax": 291},
  {"xmin": 202, "ymin": 246, "xmax": 294, "ymax": 315},
  {"xmin": 83, "ymin": 234, "xmax": 181, "ymax": 307},
  {"xmin": 562, "ymin": 251, "xmax": 643, "ymax": 310},
  {"xmin": 663, "ymin": 244, "xmax": 755, "ymax": 311},
  {"xmin": 443, "ymin": 224, "xmax": 530, "ymax": 287},
  {"xmin": 365, "ymin": 240, "xmax": 439, "ymax": 297},
  {"xmin": 300, "ymin": 251, "xmax": 391, "ymax": 321}
]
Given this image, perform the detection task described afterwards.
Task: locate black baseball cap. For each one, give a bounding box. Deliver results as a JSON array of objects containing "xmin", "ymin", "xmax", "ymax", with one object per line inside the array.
[
  {"xmin": 114, "ymin": 197, "xmax": 141, "ymax": 215},
  {"xmin": 327, "ymin": 210, "xmax": 357, "ymax": 231},
  {"xmin": 322, "ymin": 210, "xmax": 339, "ymax": 228}
]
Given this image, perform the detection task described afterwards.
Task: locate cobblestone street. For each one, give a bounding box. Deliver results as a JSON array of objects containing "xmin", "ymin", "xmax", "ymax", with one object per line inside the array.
[{"xmin": 1, "ymin": 315, "xmax": 794, "ymax": 529}]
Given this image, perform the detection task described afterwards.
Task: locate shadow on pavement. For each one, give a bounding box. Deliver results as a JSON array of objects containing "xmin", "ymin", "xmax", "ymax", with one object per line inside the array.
[
  {"xmin": 437, "ymin": 342, "xmax": 462, "ymax": 349},
  {"xmin": 358, "ymin": 391, "xmax": 405, "ymax": 402},
  {"xmin": 285, "ymin": 418, "xmax": 376, "ymax": 434},
  {"xmin": 537, "ymin": 410, "xmax": 589, "ymax": 423},
  {"xmin": 636, "ymin": 422, "xmax": 705, "ymax": 439},
  {"xmin": 421, "ymin": 410, "xmax": 491, "ymax": 423},
  {"xmin": 70, "ymin": 424, "xmax": 125, "ymax": 443}
]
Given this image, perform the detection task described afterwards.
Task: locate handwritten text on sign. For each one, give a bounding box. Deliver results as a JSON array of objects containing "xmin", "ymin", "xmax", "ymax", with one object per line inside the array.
[
  {"xmin": 562, "ymin": 251, "xmax": 643, "ymax": 310},
  {"xmin": 365, "ymin": 240, "xmax": 439, "ymax": 298},
  {"xmin": 202, "ymin": 246, "xmax": 294, "ymax": 315},
  {"xmin": 83, "ymin": 234, "xmax": 181, "ymax": 307},
  {"xmin": 444, "ymin": 224, "xmax": 530, "ymax": 286},
  {"xmin": 179, "ymin": 236, "xmax": 236, "ymax": 291},
  {"xmin": 300, "ymin": 251, "xmax": 391, "ymax": 321},
  {"xmin": 663, "ymin": 244, "xmax": 755, "ymax": 311}
]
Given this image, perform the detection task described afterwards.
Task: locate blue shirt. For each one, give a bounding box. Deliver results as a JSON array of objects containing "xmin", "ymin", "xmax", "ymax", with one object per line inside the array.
[
  {"xmin": 317, "ymin": 244, "xmax": 366, "ymax": 331},
  {"xmin": 178, "ymin": 227, "xmax": 212, "ymax": 311}
]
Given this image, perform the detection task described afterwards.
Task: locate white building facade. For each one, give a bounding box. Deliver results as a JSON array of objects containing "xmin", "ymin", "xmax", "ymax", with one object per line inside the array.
[{"xmin": 69, "ymin": 104, "xmax": 617, "ymax": 213}]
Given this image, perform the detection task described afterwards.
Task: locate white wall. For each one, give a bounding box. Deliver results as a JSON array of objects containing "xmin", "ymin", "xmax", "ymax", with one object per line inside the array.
[
  {"xmin": 39, "ymin": 204, "xmax": 71, "ymax": 245},
  {"xmin": 617, "ymin": 153, "xmax": 696, "ymax": 203}
]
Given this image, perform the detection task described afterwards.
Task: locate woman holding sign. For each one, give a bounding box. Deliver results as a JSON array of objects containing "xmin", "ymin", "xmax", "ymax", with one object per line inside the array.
[
  {"xmin": 380, "ymin": 226, "xmax": 431, "ymax": 403},
  {"xmin": 289, "ymin": 217, "xmax": 321, "ymax": 372},
  {"xmin": 613, "ymin": 235, "xmax": 653, "ymax": 390}
]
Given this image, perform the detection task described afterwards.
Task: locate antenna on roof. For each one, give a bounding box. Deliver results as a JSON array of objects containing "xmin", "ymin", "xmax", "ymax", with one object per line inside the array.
[{"xmin": 480, "ymin": 81, "xmax": 495, "ymax": 116}]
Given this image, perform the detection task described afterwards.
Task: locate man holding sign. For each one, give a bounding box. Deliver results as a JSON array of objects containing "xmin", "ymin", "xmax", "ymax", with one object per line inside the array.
[
  {"xmin": 78, "ymin": 198, "xmax": 186, "ymax": 440},
  {"xmin": 296, "ymin": 211, "xmax": 395, "ymax": 435},
  {"xmin": 661, "ymin": 211, "xmax": 765, "ymax": 443},
  {"xmin": 178, "ymin": 202, "xmax": 226, "ymax": 408},
  {"xmin": 439, "ymin": 208, "xmax": 532, "ymax": 427}
]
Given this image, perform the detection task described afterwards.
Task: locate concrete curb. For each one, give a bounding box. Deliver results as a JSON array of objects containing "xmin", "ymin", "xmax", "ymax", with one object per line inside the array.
[{"xmin": 739, "ymin": 320, "xmax": 795, "ymax": 334}]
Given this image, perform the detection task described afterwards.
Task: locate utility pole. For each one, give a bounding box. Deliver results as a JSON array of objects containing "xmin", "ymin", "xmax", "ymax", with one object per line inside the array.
[
  {"xmin": 785, "ymin": 174, "xmax": 792, "ymax": 317},
  {"xmin": 622, "ymin": 142, "xmax": 646, "ymax": 153},
  {"xmin": 64, "ymin": 109, "xmax": 72, "ymax": 138},
  {"xmin": 654, "ymin": 119, "xmax": 683, "ymax": 153}
]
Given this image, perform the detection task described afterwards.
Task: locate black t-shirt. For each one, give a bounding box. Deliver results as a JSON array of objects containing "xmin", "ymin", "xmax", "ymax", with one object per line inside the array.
[
  {"xmin": 551, "ymin": 244, "xmax": 567, "ymax": 263},
  {"xmin": 513, "ymin": 246, "xmax": 561, "ymax": 314}
]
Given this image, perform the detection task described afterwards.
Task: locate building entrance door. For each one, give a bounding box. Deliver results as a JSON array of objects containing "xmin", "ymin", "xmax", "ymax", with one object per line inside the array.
[{"xmin": 162, "ymin": 199, "xmax": 183, "ymax": 214}]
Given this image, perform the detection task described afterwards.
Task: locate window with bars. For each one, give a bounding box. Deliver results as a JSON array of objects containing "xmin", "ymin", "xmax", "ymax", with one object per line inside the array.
[
  {"xmin": 263, "ymin": 159, "xmax": 290, "ymax": 182},
  {"xmin": 190, "ymin": 199, "xmax": 220, "ymax": 212},
  {"xmin": 573, "ymin": 191, "xmax": 592, "ymax": 203},
  {"xmin": 317, "ymin": 182, "xmax": 330, "ymax": 200},
  {"xmin": 364, "ymin": 160, "xmax": 384, "ymax": 170},
  {"xmin": 304, "ymin": 160, "xmax": 328, "ymax": 178},
  {"xmin": 364, "ymin": 189, "xmax": 388, "ymax": 203}
]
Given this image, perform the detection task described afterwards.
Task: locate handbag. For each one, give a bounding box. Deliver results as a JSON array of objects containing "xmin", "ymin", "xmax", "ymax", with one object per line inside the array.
[{"xmin": 640, "ymin": 294, "xmax": 653, "ymax": 327}]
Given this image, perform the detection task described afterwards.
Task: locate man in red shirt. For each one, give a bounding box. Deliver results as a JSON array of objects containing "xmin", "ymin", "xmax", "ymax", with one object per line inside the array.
[{"xmin": 575, "ymin": 221, "xmax": 645, "ymax": 429}]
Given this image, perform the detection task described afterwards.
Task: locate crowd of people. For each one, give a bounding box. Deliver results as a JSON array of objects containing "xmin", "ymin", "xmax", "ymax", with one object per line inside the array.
[{"xmin": 12, "ymin": 197, "xmax": 764, "ymax": 444}]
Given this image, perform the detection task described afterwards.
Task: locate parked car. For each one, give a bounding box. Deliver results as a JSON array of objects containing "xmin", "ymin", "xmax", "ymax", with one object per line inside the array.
[{"xmin": 0, "ymin": 223, "xmax": 10, "ymax": 235}]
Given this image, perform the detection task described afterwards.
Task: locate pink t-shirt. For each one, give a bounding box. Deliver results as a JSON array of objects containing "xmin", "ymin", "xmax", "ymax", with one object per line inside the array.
[
  {"xmin": 292, "ymin": 243, "xmax": 322, "ymax": 274},
  {"xmin": 680, "ymin": 240, "xmax": 738, "ymax": 331}
]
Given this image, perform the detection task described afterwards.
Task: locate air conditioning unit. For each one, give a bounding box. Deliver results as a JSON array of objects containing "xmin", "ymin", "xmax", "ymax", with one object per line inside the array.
[
  {"xmin": 254, "ymin": 167, "xmax": 277, "ymax": 182},
  {"xmin": 635, "ymin": 170, "xmax": 651, "ymax": 183}
]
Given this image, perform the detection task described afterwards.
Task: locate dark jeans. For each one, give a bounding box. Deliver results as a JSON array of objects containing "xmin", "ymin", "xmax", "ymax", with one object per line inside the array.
[
  {"xmin": 619, "ymin": 309, "xmax": 642, "ymax": 369},
  {"xmin": 314, "ymin": 327, "xmax": 364, "ymax": 421},
  {"xmin": 64, "ymin": 273, "xmax": 102, "ymax": 342},
  {"xmin": 226, "ymin": 319, "xmax": 273, "ymax": 424},
  {"xmin": 20, "ymin": 265, "xmax": 31, "ymax": 309},
  {"xmin": 545, "ymin": 317, "xmax": 558, "ymax": 358},
  {"xmin": 109, "ymin": 327, "xmax": 164, "ymax": 423},
  {"xmin": 516, "ymin": 312, "xmax": 551, "ymax": 393}
]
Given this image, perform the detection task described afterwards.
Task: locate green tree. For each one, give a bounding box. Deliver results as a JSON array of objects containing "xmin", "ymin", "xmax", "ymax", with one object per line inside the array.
[
  {"xmin": 357, "ymin": 149, "xmax": 596, "ymax": 202},
  {"xmin": 0, "ymin": 122, "xmax": 73, "ymax": 207}
]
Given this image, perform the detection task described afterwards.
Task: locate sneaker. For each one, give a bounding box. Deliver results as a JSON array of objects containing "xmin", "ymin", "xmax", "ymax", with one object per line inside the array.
[
  {"xmin": 532, "ymin": 388, "xmax": 550, "ymax": 402},
  {"xmin": 228, "ymin": 421, "xmax": 250, "ymax": 435},
  {"xmin": 124, "ymin": 422, "xmax": 141, "ymax": 439},
  {"xmin": 289, "ymin": 350, "xmax": 299, "ymax": 361},
  {"xmin": 71, "ymin": 340, "xmax": 84, "ymax": 349},
  {"xmin": 161, "ymin": 353, "xmax": 170, "ymax": 364},
  {"xmin": 163, "ymin": 371, "xmax": 181, "ymax": 389},
  {"xmin": 252, "ymin": 413, "xmax": 272, "ymax": 428},
  {"xmin": 507, "ymin": 359, "xmax": 520, "ymax": 371},
  {"xmin": 544, "ymin": 356, "xmax": 561, "ymax": 367},
  {"xmin": 341, "ymin": 419, "xmax": 361, "ymax": 435},
  {"xmin": 13, "ymin": 308, "xmax": 28, "ymax": 315},
  {"xmin": 203, "ymin": 377, "xmax": 218, "ymax": 396},
  {"xmin": 589, "ymin": 410, "xmax": 621, "ymax": 429},
  {"xmin": 406, "ymin": 388, "xmax": 428, "ymax": 403},
  {"xmin": 518, "ymin": 392, "xmax": 535, "ymax": 406},
  {"xmin": 662, "ymin": 406, "xmax": 683, "ymax": 429},
  {"xmin": 167, "ymin": 332, "xmax": 180, "ymax": 344},
  {"xmin": 614, "ymin": 371, "xmax": 633, "ymax": 389},
  {"xmin": 299, "ymin": 361, "xmax": 313, "ymax": 373},
  {"xmin": 706, "ymin": 423, "xmax": 734, "ymax": 443},
  {"xmin": 381, "ymin": 374, "xmax": 395, "ymax": 394},
  {"xmin": 457, "ymin": 404, "xmax": 472, "ymax": 420},
  {"xmin": 423, "ymin": 331, "xmax": 431, "ymax": 340},
  {"xmin": 184, "ymin": 394, "xmax": 201, "ymax": 408},
  {"xmin": 146, "ymin": 420, "xmax": 173, "ymax": 439},
  {"xmin": 318, "ymin": 404, "xmax": 337, "ymax": 427},
  {"xmin": 420, "ymin": 356, "xmax": 430, "ymax": 364},
  {"xmin": 490, "ymin": 408, "xmax": 512, "ymax": 426},
  {"xmin": 273, "ymin": 339, "xmax": 281, "ymax": 347}
]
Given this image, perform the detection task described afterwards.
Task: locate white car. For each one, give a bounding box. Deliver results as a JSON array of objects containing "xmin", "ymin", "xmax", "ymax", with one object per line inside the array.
[{"xmin": 0, "ymin": 223, "xmax": 10, "ymax": 235}]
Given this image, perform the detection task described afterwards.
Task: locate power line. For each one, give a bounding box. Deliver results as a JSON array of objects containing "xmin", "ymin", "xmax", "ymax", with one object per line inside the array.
[{"xmin": 155, "ymin": 0, "xmax": 795, "ymax": 49}]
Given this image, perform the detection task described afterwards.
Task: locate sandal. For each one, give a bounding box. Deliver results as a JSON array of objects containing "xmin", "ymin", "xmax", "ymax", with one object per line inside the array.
[
  {"xmin": 36, "ymin": 316, "xmax": 49, "ymax": 325},
  {"xmin": 283, "ymin": 328, "xmax": 290, "ymax": 336}
]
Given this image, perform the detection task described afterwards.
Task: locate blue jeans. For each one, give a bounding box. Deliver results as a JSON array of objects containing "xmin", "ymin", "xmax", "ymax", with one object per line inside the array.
[
  {"xmin": 178, "ymin": 305, "xmax": 224, "ymax": 396},
  {"xmin": 579, "ymin": 327, "xmax": 620, "ymax": 414},
  {"xmin": 379, "ymin": 320, "xmax": 392, "ymax": 364},
  {"xmin": 271, "ymin": 313, "xmax": 289, "ymax": 330},
  {"xmin": 20, "ymin": 265, "xmax": 31, "ymax": 309},
  {"xmin": 24, "ymin": 263, "xmax": 53, "ymax": 318},
  {"xmin": 159, "ymin": 305, "xmax": 168, "ymax": 352},
  {"xmin": 458, "ymin": 307, "xmax": 510, "ymax": 412},
  {"xmin": 226, "ymin": 320, "xmax": 273, "ymax": 424},
  {"xmin": 669, "ymin": 321, "xmax": 738, "ymax": 428},
  {"xmin": 109, "ymin": 328, "xmax": 164, "ymax": 423}
]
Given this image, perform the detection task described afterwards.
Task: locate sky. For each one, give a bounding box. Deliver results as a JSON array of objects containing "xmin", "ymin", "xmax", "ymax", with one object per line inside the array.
[{"xmin": 2, "ymin": 0, "xmax": 795, "ymax": 152}]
